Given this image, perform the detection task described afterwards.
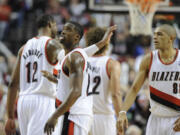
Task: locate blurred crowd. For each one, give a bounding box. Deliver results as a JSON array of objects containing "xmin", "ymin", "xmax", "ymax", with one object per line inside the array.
[{"xmin": 1, "ymin": 0, "xmax": 180, "ymax": 135}]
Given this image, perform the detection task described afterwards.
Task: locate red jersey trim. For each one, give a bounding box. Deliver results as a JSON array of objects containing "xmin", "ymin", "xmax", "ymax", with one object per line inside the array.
[
  {"xmin": 149, "ymin": 85, "xmax": 180, "ymax": 106},
  {"xmin": 106, "ymin": 58, "xmax": 112, "ymax": 79},
  {"xmin": 45, "ymin": 39, "xmax": 58, "ymax": 66},
  {"xmin": 55, "ymin": 98, "xmax": 62, "ymax": 107},
  {"xmin": 68, "ymin": 121, "xmax": 74, "ymax": 135},
  {"xmin": 158, "ymin": 49, "xmax": 178, "ymax": 65}
]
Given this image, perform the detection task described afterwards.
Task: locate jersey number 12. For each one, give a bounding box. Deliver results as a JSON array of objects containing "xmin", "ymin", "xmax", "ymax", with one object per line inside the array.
[
  {"xmin": 86, "ymin": 74, "xmax": 101, "ymax": 96},
  {"xmin": 26, "ymin": 61, "xmax": 38, "ymax": 83}
]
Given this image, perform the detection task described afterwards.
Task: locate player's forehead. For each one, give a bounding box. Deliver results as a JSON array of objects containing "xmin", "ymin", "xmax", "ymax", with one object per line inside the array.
[
  {"xmin": 154, "ymin": 27, "xmax": 167, "ymax": 35},
  {"xmin": 63, "ymin": 23, "xmax": 75, "ymax": 30}
]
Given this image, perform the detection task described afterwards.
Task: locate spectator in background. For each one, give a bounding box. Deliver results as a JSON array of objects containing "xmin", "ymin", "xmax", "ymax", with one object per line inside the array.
[
  {"xmin": 0, "ymin": 0, "xmax": 11, "ymax": 40},
  {"xmin": 46, "ymin": 0, "xmax": 71, "ymax": 31}
]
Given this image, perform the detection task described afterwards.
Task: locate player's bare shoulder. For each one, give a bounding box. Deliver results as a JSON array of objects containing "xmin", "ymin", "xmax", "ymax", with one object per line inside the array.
[
  {"xmin": 107, "ymin": 59, "xmax": 121, "ymax": 75},
  {"xmin": 109, "ymin": 59, "xmax": 121, "ymax": 69},
  {"xmin": 139, "ymin": 52, "xmax": 152, "ymax": 72},
  {"xmin": 18, "ymin": 45, "xmax": 25, "ymax": 57},
  {"xmin": 67, "ymin": 51, "xmax": 85, "ymax": 72},
  {"xmin": 46, "ymin": 39, "xmax": 63, "ymax": 64},
  {"xmin": 47, "ymin": 39, "xmax": 63, "ymax": 49}
]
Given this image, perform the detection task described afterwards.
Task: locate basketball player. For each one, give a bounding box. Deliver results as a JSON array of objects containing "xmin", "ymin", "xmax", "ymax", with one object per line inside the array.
[
  {"xmin": 5, "ymin": 14, "xmax": 64, "ymax": 135},
  {"xmin": 44, "ymin": 22, "xmax": 117, "ymax": 135},
  {"xmin": 85, "ymin": 27, "xmax": 122, "ymax": 135},
  {"xmin": 117, "ymin": 24, "xmax": 180, "ymax": 135}
]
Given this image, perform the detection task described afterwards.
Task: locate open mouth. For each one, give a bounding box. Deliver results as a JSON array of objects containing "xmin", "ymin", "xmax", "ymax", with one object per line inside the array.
[{"xmin": 154, "ymin": 41, "xmax": 158, "ymax": 44}]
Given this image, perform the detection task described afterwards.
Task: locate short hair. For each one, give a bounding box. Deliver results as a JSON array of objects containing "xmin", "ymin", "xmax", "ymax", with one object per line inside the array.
[
  {"xmin": 68, "ymin": 21, "xmax": 84, "ymax": 39},
  {"xmin": 37, "ymin": 14, "xmax": 55, "ymax": 29},
  {"xmin": 158, "ymin": 24, "xmax": 177, "ymax": 40},
  {"xmin": 85, "ymin": 27, "xmax": 108, "ymax": 55}
]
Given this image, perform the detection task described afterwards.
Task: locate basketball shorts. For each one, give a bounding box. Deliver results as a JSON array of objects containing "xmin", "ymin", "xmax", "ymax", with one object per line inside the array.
[
  {"xmin": 90, "ymin": 114, "xmax": 116, "ymax": 135},
  {"xmin": 61, "ymin": 112, "xmax": 92, "ymax": 135},
  {"xmin": 146, "ymin": 114, "xmax": 180, "ymax": 135},
  {"xmin": 17, "ymin": 94, "xmax": 62, "ymax": 135}
]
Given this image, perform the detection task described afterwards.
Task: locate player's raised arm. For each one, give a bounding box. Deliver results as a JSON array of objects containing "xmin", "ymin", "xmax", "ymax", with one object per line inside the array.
[
  {"xmin": 117, "ymin": 53, "xmax": 151, "ymax": 134},
  {"xmin": 84, "ymin": 25, "xmax": 117, "ymax": 57}
]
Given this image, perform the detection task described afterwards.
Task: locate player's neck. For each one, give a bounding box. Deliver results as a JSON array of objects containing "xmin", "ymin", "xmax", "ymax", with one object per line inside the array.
[
  {"xmin": 64, "ymin": 44, "xmax": 79, "ymax": 55},
  {"xmin": 158, "ymin": 48, "xmax": 177, "ymax": 62},
  {"xmin": 38, "ymin": 29, "xmax": 51, "ymax": 38}
]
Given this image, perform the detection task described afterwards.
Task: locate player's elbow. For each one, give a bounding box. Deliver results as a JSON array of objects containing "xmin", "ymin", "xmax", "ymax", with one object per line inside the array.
[
  {"xmin": 8, "ymin": 81, "xmax": 18, "ymax": 90},
  {"xmin": 112, "ymin": 90, "xmax": 121, "ymax": 100}
]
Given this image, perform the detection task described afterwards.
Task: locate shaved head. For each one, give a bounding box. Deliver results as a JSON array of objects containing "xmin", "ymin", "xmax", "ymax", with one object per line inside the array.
[{"xmin": 158, "ymin": 24, "xmax": 177, "ymax": 41}]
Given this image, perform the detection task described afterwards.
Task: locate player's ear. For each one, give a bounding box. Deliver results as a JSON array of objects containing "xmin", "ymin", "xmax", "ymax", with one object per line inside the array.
[
  {"xmin": 169, "ymin": 36, "xmax": 175, "ymax": 43},
  {"xmin": 48, "ymin": 22, "xmax": 52, "ymax": 28},
  {"xmin": 75, "ymin": 34, "xmax": 80, "ymax": 41}
]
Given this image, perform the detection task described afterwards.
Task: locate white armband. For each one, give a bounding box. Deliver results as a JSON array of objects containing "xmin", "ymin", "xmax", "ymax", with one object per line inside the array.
[{"xmin": 84, "ymin": 44, "xmax": 99, "ymax": 57}]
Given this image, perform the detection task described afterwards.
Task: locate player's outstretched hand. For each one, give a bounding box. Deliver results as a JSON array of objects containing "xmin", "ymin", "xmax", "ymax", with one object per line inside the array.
[
  {"xmin": 102, "ymin": 25, "xmax": 117, "ymax": 45},
  {"xmin": 173, "ymin": 117, "xmax": 180, "ymax": 132},
  {"xmin": 96, "ymin": 25, "xmax": 117, "ymax": 49},
  {"xmin": 116, "ymin": 111, "xmax": 128, "ymax": 135},
  {"xmin": 5, "ymin": 118, "xmax": 16, "ymax": 135},
  {"xmin": 44, "ymin": 116, "xmax": 58, "ymax": 135}
]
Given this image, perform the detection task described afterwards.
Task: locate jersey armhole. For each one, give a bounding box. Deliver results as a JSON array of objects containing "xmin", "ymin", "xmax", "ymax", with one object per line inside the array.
[
  {"xmin": 106, "ymin": 58, "xmax": 112, "ymax": 79},
  {"xmin": 61, "ymin": 57, "xmax": 69, "ymax": 77},
  {"xmin": 55, "ymin": 98, "xmax": 62, "ymax": 108},
  {"xmin": 148, "ymin": 52, "xmax": 153, "ymax": 78},
  {"xmin": 45, "ymin": 39, "xmax": 58, "ymax": 66}
]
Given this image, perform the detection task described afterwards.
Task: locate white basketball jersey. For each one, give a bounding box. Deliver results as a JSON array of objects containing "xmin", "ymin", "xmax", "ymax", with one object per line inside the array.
[
  {"xmin": 149, "ymin": 49, "xmax": 180, "ymax": 117},
  {"xmin": 57, "ymin": 48, "xmax": 93, "ymax": 116},
  {"xmin": 88, "ymin": 56, "xmax": 114, "ymax": 115},
  {"xmin": 20, "ymin": 36, "xmax": 57, "ymax": 98}
]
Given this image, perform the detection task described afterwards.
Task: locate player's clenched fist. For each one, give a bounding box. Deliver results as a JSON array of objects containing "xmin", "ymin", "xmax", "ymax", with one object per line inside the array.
[{"xmin": 5, "ymin": 118, "xmax": 16, "ymax": 135}]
